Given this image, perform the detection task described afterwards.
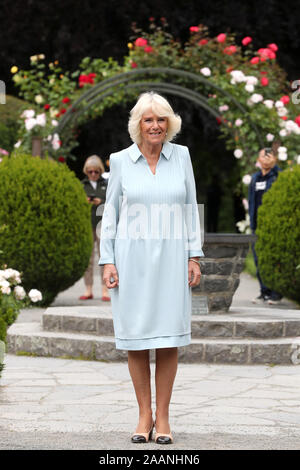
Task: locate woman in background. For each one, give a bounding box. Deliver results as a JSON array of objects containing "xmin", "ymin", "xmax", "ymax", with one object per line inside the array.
[{"xmin": 80, "ymin": 154, "xmax": 110, "ymax": 301}]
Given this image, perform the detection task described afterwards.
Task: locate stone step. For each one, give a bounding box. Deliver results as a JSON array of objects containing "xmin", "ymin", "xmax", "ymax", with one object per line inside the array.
[
  {"xmin": 41, "ymin": 306, "xmax": 300, "ymax": 339},
  {"xmin": 6, "ymin": 321, "xmax": 300, "ymax": 365}
]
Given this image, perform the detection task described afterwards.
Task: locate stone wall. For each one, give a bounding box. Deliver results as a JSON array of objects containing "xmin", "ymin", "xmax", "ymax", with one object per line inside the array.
[{"xmin": 192, "ymin": 233, "xmax": 256, "ymax": 314}]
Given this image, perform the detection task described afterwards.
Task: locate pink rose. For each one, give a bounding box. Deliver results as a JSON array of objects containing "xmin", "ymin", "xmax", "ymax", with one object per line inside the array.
[
  {"xmin": 190, "ymin": 26, "xmax": 199, "ymax": 32},
  {"xmin": 242, "ymin": 36, "xmax": 252, "ymax": 46},
  {"xmin": 295, "ymin": 116, "xmax": 300, "ymax": 127},
  {"xmin": 217, "ymin": 33, "xmax": 226, "ymax": 43},
  {"xmin": 261, "ymin": 77, "xmax": 269, "ymax": 86},
  {"xmin": 280, "ymin": 95, "xmax": 290, "ymax": 105},
  {"xmin": 268, "ymin": 43, "xmax": 278, "ymax": 52},
  {"xmin": 250, "ymin": 57, "xmax": 260, "ymax": 65},
  {"xmin": 223, "ymin": 45, "xmax": 237, "ymax": 55},
  {"xmin": 135, "ymin": 38, "xmax": 148, "ymax": 47},
  {"xmin": 144, "ymin": 46, "xmax": 154, "ymax": 53},
  {"xmin": 198, "ymin": 39, "xmax": 208, "ymax": 45}
]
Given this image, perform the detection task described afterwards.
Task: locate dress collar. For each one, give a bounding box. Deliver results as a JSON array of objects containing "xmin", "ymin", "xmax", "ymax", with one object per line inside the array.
[{"xmin": 128, "ymin": 141, "xmax": 173, "ymax": 163}]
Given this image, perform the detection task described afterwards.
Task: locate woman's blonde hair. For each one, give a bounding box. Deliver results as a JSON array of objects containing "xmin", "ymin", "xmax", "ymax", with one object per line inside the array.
[
  {"xmin": 83, "ymin": 155, "xmax": 105, "ymax": 175},
  {"xmin": 128, "ymin": 91, "xmax": 182, "ymax": 144}
]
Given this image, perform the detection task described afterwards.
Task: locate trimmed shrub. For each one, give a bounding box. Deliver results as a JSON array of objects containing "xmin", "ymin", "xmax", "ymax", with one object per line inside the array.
[
  {"xmin": 0, "ymin": 153, "xmax": 93, "ymax": 305},
  {"xmin": 255, "ymin": 166, "xmax": 300, "ymax": 303}
]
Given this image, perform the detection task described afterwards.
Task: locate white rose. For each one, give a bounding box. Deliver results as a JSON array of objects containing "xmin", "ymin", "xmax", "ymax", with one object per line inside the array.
[
  {"xmin": 247, "ymin": 98, "xmax": 254, "ymax": 106},
  {"xmin": 250, "ymin": 93, "xmax": 263, "ymax": 103},
  {"xmin": 263, "ymin": 100, "xmax": 274, "ymax": 109},
  {"xmin": 230, "ymin": 70, "xmax": 246, "ymax": 83},
  {"xmin": 235, "ymin": 119, "xmax": 243, "ymax": 126},
  {"xmin": 297, "ymin": 155, "xmax": 300, "ymax": 164},
  {"xmin": 14, "ymin": 140, "xmax": 22, "ymax": 148},
  {"xmin": 277, "ymin": 106, "xmax": 288, "ymax": 117},
  {"xmin": 275, "ymin": 100, "xmax": 284, "ymax": 108},
  {"xmin": 51, "ymin": 119, "xmax": 58, "ymax": 126},
  {"xmin": 21, "ymin": 109, "xmax": 35, "ymax": 119},
  {"xmin": 200, "ymin": 67, "xmax": 211, "ymax": 77},
  {"xmin": 279, "ymin": 129, "xmax": 287, "ymax": 137},
  {"xmin": 51, "ymin": 133, "xmax": 61, "ymax": 150},
  {"xmin": 14, "ymin": 285, "xmax": 26, "ymax": 300},
  {"xmin": 245, "ymin": 75, "xmax": 258, "ymax": 86},
  {"xmin": 278, "ymin": 152, "xmax": 287, "ymax": 161},
  {"xmin": 1, "ymin": 284, "xmax": 11, "ymax": 295},
  {"xmin": 219, "ymin": 105, "xmax": 229, "ymax": 112},
  {"xmin": 28, "ymin": 289, "xmax": 43, "ymax": 302},
  {"xmin": 50, "ymin": 108, "xmax": 59, "ymax": 118},
  {"xmin": 285, "ymin": 120, "xmax": 298, "ymax": 132},
  {"xmin": 245, "ymin": 84, "xmax": 254, "ymax": 93},
  {"xmin": 36, "ymin": 113, "xmax": 46, "ymax": 126},
  {"xmin": 234, "ymin": 149, "xmax": 243, "ymax": 159},
  {"xmin": 35, "ymin": 95, "xmax": 44, "ymax": 104},
  {"xmin": 278, "ymin": 146, "xmax": 287, "ymax": 153},
  {"xmin": 25, "ymin": 118, "xmax": 37, "ymax": 131},
  {"xmin": 242, "ymin": 174, "xmax": 252, "ymax": 185},
  {"xmin": 30, "ymin": 55, "xmax": 38, "ymax": 62},
  {"xmin": 266, "ymin": 133, "xmax": 274, "ymax": 142}
]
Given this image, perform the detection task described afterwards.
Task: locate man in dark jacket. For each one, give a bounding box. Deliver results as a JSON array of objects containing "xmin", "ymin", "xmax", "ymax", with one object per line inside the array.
[{"xmin": 248, "ymin": 148, "xmax": 282, "ymax": 305}]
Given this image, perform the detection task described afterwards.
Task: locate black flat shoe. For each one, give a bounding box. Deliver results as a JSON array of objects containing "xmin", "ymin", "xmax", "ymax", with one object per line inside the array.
[{"xmin": 131, "ymin": 422, "xmax": 154, "ymax": 443}]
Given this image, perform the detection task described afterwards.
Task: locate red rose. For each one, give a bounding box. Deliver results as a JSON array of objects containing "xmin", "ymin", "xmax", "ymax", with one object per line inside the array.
[
  {"xmin": 56, "ymin": 113, "xmax": 60, "ymax": 118},
  {"xmin": 295, "ymin": 116, "xmax": 300, "ymax": 127},
  {"xmin": 217, "ymin": 33, "xmax": 226, "ymax": 43},
  {"xmin": 149, "ymin": 17, "xmax": 155, "ymax": 22},
  {"xmin": 62, "ymin": 97, "xmax": 70, "ymax": 103},
  {"xmin": 131, "ymin": 62, "xmax": 138, "ymax": 68},
  {"xmin": 58, "ymin": 156, "xmax": 65, "ymax": 162},
  {"xmin": 250, "ymin": 57, "xmax": 260, "ymax": 64},
  {"xmin": 44, "ymin": 104, "xmax": 50, "ymax": 110},
  {"xmin": 216, "ymin": 117, "xmax": 222, "ymax": 124},
  {"xmin": 190, "ymin": 26, "xmax": 199, "ymax": 32},
  {"xmin": 60, "ymin": 108, "xmax": 66, "ymax": 114},
  {"xmin": 89, "ymin": 73, "xmax": 96, "ymax": 78},
  {"xmin": 135, "ymin": 37, "xmax": 148, "ymax": 47},
  {"xmin": 144, "ymin": 45, "xmax": 154, "ymax": 53},
  {"xmin": 280, "ymin": 116, "xmax": 287, "ymax": 120},
  {"xmin": 280, "ymin": 95, "xmax": 290, "ymax": 104},
  {"xmin": 223, "ymin": 45, "xmax": 237, "ymax": 55},
  {"xmin": 242, "ymin": 36, "xmax": 252, "ymax": 46},
  {"xmin": 261, "ymin": 77, "xmax": 269, "ymax": 86},
  {"xmin": 198, "ymin": 39, "xmax": 208, "ymax": 45},
  {"xmin": 226, "ymin": 66, "xmax": 234, "ymax": 73},
  {"xmin": 268, "ymin": 43, "xmax": 278, "ymax": 52}
]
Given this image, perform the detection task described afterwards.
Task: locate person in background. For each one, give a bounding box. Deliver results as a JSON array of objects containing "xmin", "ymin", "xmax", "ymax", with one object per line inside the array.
[
  {"xmin": 248, "ymin": 147, "xmax": 282, "ymax": 305},
  {"xmin": 80, "ymin": 154, "xmax": 110, "ymax": 301}
]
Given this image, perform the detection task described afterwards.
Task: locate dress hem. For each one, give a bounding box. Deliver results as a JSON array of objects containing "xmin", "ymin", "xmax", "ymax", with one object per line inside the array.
[{"xmin": 115, "ymin": 333, "xmax": 191, "ymax": 351}]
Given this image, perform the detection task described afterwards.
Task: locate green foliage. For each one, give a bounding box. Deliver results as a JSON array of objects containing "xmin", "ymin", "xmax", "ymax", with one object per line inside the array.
[
  {"xmin": 0, "ymin": 95, "xmax": 29, "ymax": 153},
  {"xmin": 0, "ymin": 153, "xmax": 93, "ymax": 306},
  {"xmin": 0, "ymin": 293, "xmax": 20, "ymax": 342},
  {"xmin": 255, "ymin": 166, "xmax": 300, "ymax": 302}
]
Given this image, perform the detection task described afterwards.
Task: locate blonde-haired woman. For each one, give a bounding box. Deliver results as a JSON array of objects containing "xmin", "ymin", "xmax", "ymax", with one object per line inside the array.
[
  {"xmin": 80, "ymin": 154, "xmax": 110, "ymax": 301},
  {"xmin": 99, "ymin": 92, "xmax": 204, "ymax": 444}
]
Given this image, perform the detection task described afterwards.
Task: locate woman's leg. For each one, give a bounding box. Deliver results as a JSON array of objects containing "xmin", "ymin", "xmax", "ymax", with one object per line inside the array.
[
  {"xmin": 83, "ymin": 230, "xmax": 95, "ymax": 296},
  {"xmin": 128, "ymin": 350, "xmax": 153, "ymax": 432},
  {"xmin": 155, "ymin": 347, "xmax": 178, "ymax": 433}
]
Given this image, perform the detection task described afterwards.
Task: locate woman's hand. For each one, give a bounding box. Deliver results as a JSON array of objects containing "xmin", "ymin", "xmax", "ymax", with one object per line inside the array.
[
  {"xmin": 92, "ymin": 197, "xmax": 101, "ymax": 205},
  {"xmin": 103, "ymin": 263, "xmax": 119, "ymax": 289},
  {"xmin": 188, "ymin": 259, "xmax": 202, "ymax": 287}
]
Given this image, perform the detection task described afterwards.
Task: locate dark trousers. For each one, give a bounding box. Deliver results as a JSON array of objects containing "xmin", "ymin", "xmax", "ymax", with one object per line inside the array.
[{"xmin": 251, "ymin": 240, "xmax": 282, "ymax": 299}]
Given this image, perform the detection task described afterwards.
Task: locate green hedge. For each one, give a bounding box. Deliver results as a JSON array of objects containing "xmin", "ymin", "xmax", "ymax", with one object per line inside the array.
[
  {"xmin": 255, "ymin": 166, "xmax": 300, "ymax": 303},
  {"xmin": 0, "ymin": 153, "xmax": 93, "ymax": 305}
]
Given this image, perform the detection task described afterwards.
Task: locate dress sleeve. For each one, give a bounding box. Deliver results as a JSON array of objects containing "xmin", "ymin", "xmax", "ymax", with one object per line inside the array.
[
  {"xmin": 184, "ymin": 146, "xmax": 205, "ymax": 258},
  {"xmin": 98, "ymin": 154, "xmax": 122, "ymax": 265}
]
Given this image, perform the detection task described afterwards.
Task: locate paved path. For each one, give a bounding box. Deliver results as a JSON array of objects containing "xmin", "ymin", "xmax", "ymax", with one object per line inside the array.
[{"xmin": 1, "ymin": 270, "xmax": 300, "ymax": 450}]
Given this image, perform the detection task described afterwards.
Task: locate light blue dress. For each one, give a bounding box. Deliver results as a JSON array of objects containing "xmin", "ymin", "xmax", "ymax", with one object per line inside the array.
[{"xmin": 98, "ymin": 141, "xmax": 205, "ymax": 350}]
